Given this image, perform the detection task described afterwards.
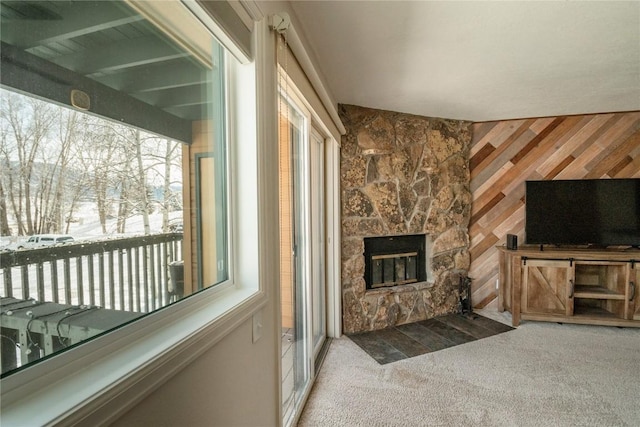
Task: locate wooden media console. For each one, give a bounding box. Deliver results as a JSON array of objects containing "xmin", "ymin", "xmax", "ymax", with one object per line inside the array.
[{"xmin": 498, "ymin": 246, "xmax": 640, "ymax": 327}]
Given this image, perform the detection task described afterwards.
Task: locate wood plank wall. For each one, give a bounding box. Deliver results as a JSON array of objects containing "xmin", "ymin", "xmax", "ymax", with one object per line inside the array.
[{"xmin": 469, "ymin": 111, "xmax": 640, "ymax": 309}]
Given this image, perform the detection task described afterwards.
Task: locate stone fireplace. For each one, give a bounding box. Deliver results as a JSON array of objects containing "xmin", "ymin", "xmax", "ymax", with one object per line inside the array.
[{"xmin": 340, "ymin": 104, "xmax": 473, "ymax": 334}]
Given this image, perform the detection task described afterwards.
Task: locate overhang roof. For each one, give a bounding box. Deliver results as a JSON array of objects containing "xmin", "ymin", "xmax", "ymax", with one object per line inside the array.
[{"xmin": 1, "ymin": 0, "xmax": 213, "ymax": 142}]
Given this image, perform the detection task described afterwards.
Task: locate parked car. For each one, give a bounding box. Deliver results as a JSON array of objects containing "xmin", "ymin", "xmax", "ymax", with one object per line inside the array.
[
  {"xmin": 168, "ymin": 220, "xmax": 183, "ymax": 233},
  {"xmin": 17, "ymin": 234, "xmax": 75, "ymax": 249}
]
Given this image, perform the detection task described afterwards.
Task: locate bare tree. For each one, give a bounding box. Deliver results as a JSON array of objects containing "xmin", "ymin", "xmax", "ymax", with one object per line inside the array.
[
  {"xmin": 134, "ymin": 129, "xmax": 151, "ymax": 234},
  {"xmin": 161, "ymin": 139, "xmax": 181, "ymax": 231},
  {"xmin": 112, "ymin": 128, "xmax": 173, "ymax": 235},
  {"xmin": 1, "ymin": 88, "xmax": 184, "ymax": 239},
  {"xmin": 0, "ymin": 91, "xmax": 56, "ymax": 235},
  {"xmin": 63, "ymin": 115, "xmax": 92, "ymax": 234},
  {"xmin": 0, "ymin": 179, "xmax": 11, "ymax": 236},
  {"xmin": 115, "ymin": 137, "xmax": 134, "ymax": 234},
  {"xmin": 78, "ymin": 120, "xmax": 122, "ymax": 234},
  {"xmin": 56, "ymin": 110, "xmax": 92, "ymax": 234},
  {"xmin": 143, "ymin": 138, "xmax": 182, "ymax": 232},
  {"xmin": 34, "ymin": 109, "xmax": 78, "ymax": 233},
  {"xmin": 109, "ymin": 126, "xmax": 146, "ymax": 234},
  {"xmin": 0, "ymin": 127, "xmax": 12, "ymax": 236}
]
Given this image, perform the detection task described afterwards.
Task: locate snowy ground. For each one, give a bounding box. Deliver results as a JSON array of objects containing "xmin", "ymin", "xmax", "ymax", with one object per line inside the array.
[{"xmin": 0, "ymin": 202, "xmax": 183, "ymax": 248}]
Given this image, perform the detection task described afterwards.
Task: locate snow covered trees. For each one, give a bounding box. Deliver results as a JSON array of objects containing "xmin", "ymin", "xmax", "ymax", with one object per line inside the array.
[{"xmin": 0, "ymin": 89, "xmax": 183, "ymax": 237}]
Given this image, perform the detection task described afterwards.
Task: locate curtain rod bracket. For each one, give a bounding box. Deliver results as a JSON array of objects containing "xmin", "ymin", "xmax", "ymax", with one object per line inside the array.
[{"xmin": 270, "ymin": 13, "xmax": 290, "ymax": 34}]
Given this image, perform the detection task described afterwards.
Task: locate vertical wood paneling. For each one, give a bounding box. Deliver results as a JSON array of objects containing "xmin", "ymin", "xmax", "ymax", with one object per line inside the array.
[
  {"xmin": 469, "ymin": 111, "xmax": 640, "ymax": 309},
  {"xmin": 184, "ymin": 120, "xmax": 213, "ymax": 296}
]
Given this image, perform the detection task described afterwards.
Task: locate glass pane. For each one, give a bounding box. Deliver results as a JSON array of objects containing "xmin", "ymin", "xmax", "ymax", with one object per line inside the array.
[
  {"xmin": 406, "ymin": 255, "xmax": 417, "ymax": 280},
  {"xmin": 395, "ymin": 257, "xmax": 406, "ymax": 282},
  {"xmin": 372, "ymin": 258, "xmax": 384, "ymax": 286},
  {"xmin": 279, "ymin": 96, "xmax": 309, "ymax": 426},
  {"xmin": 292, "ymin": 113, "xmax": 309, "ymax": 418},
  {"xmin": 383, "ymin": 258, "xmax": 395, "ymax": 283},
  {"xmin": 0, "ymin": 1, "xmax": 230, "ymax": 376}
]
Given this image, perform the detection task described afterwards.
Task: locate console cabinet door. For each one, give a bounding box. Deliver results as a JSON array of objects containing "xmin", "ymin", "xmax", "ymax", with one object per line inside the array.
[
  {"xmin": 631, "ymin": 265, "xmax": 640, "ymax": 321},
  {"xmin": 521, "ymin": 259, "xmax": 574, "ymax": 316}
]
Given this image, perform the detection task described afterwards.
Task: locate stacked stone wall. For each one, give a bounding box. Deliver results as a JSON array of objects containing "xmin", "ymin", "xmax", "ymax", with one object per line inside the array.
[{"xmin": 340, "ymin": 104, "xmax": 473, "ymax": 333}]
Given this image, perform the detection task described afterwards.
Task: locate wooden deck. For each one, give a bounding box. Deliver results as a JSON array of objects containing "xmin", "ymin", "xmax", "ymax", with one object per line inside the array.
[{"xmin": 1, "ymin": 297, "xmax": 142, "ymax": 374}]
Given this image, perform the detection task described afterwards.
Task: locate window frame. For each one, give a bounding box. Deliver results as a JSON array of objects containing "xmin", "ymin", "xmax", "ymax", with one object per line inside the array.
[{"xmin": 0, "ymin": 3, "xmax": 273, "ymax": 425}]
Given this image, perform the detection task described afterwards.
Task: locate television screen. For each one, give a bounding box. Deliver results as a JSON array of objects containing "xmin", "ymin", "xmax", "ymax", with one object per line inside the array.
[{"xmin": 525, "ymin": 179, "xmax": 640, "ymax": 247}]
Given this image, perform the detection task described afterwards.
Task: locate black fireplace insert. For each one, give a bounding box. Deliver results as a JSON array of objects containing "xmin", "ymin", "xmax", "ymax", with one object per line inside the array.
[{"xmin": 363, "ymin": 234, "xmax": 427, "ymax": 290}]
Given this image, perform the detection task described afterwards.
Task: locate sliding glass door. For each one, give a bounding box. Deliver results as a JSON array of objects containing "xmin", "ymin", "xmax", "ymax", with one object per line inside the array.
[
  {"xmin": 279, "ymin": 96, "xmax": 308, "ymax": 425},
  {"xmin": 279, "ymin": 93, "xmax": 327, "ymax": 426}
]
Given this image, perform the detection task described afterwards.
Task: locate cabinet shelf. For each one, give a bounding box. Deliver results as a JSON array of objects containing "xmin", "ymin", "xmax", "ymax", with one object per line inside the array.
[
  {"xmin": 573, "ymin": 305, "xmax": 618, "ymax": 318},
  {"xmin": 573, "ymin": 285, "xmax": 626, "ymax": 300}
]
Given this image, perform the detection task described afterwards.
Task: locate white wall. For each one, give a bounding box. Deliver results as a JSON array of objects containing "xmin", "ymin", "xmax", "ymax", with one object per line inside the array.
[{"xmin": 111, "ymin": 302, "xmax": 279, "ymax": 426}]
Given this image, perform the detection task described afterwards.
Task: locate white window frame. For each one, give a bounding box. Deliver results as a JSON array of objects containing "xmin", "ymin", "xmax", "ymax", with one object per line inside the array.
[{"xmin": 0, "ymin": 3, "xmax": 274, "ymax": 426}]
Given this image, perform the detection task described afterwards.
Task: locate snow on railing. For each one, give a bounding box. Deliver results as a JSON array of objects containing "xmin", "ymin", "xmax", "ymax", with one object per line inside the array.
[{"xmin": 0, "ymin": 233, "xmax": 183, "ymax": 313}]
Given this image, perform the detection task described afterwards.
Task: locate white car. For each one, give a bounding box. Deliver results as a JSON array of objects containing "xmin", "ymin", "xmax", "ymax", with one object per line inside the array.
[{"xmin": 17, "ymin": 234, "xmax": 75, "ymax": 249}]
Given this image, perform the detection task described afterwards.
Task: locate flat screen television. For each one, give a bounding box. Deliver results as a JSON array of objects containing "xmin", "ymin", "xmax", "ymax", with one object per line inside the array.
[{"xmin": 525, "ymin": 178, "xmax": 640, "ymax": 247}]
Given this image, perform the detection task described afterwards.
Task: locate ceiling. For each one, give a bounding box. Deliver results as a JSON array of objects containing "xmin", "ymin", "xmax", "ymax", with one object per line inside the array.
[
  {"xmin": 1, "ymin": 1, "xmax": 638, "ymax": 126},
  {"xmin": 289, "ymin": 1, "xmax": 640, "ymax": 122}
]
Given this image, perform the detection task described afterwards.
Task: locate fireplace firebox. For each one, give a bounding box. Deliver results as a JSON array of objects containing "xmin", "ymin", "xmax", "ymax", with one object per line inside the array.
[{"xmin": 364, "ymin": 234, "xmax": 428, "ymax": 290}]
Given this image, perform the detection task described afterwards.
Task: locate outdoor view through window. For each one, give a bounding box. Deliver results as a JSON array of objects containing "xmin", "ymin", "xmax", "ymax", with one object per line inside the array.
[{"xmin": 0, "ymin": 1, "xmax": 229, "ymax": 376}]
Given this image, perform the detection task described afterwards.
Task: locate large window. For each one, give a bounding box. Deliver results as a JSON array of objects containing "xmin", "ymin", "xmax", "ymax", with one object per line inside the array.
[{"xmin": 0, "ymin": 0, "xmax": 232, "ymax": 377}]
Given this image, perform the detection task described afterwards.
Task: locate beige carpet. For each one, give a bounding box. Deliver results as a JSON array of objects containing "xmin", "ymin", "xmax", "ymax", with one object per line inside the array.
[{"xmin": 298, "ymin": 310, "xmax": 640, "ymax": 427}]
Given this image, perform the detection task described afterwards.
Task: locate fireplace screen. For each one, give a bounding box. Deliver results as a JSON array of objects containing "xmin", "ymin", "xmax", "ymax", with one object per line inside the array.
[{"xmin": 364, "ymin": 235, "xmax": 427, "ymax": 289}]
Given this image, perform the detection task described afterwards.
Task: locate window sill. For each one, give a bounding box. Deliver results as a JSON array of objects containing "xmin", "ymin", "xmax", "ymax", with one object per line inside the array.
[{"xmin": 0, "ymin": 283, "xmax": 266, "ymax": 426}]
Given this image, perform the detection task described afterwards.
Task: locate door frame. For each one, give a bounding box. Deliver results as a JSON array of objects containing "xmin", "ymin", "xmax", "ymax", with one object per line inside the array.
[
  {"xmin": 278, "ymin": 71, "xmax": 341, "ymax": 427},
  {"xmin": 278, "ymin": 68, "xmax": 341, "ymax": 339}
]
